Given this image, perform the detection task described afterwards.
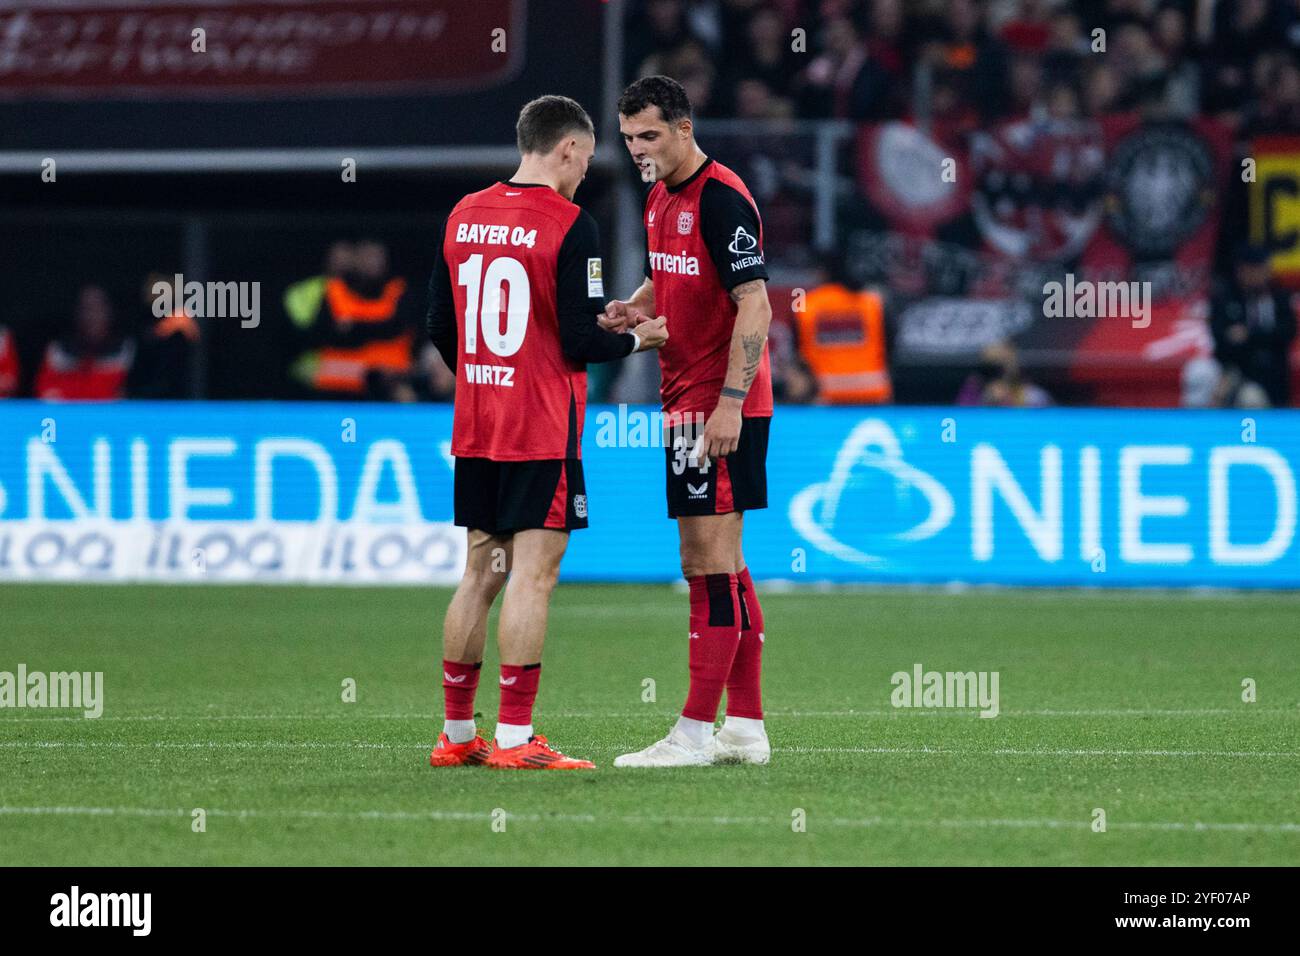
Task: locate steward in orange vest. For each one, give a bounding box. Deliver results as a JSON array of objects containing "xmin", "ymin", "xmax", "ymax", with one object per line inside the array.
[
  {"xmin": 285, "ymin": 241, "xmax": 418, "ymax": 399},
  {"xmin": 796, "ymin": 277, "xmax": 893, "ymax": 404}
]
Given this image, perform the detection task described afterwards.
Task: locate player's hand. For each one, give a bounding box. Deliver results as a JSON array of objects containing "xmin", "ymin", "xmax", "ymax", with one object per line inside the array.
[
  {"xmin": 633, "ymin": 315, "xmax": 669, "ymax": 351},
  {"xmin": 599, "ymin": 300, "xmax": 635, "ymax": 333},
  {"xmin": 698, "ymin": 401, "xmax": 742, "ymax": 461}
]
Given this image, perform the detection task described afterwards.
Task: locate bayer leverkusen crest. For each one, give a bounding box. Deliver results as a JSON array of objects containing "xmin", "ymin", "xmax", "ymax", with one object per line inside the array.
[{"xmin": 677, "ymin": 211, "xmax": 694, "ymax": 235}]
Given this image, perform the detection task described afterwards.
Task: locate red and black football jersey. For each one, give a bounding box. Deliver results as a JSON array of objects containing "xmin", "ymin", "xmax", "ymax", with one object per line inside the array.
[
  {"xmin": 643, "ymin": 159, "xmax": 773, "ymax": 417},
  {"xmin": 427, "ymin": 182, "xmax": 635, "ymax": 461}
]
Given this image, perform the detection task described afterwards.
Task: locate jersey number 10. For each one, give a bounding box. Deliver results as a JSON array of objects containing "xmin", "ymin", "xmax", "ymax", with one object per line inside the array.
[{"xmin": 457, "ymin": 254, "xmax": 530, "ymax": 357}]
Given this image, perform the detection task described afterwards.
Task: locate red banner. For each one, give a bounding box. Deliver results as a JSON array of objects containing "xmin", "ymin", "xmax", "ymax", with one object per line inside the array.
[
  {"xmin": 852, "ymin": 115, "xmax": 1238, "ymax": 404},
  {"xmin": 0, "ymin": 0, "xmax": 524, "ymax": 98}
]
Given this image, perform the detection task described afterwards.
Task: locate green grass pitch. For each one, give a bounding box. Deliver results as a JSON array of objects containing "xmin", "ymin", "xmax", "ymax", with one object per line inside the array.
[{"xmin": 1, "ymin": 583, "xmax": 1297, "ymax": 866}]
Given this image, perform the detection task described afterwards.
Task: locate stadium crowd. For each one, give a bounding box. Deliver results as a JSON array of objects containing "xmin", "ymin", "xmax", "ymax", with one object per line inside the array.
[
  {"xmin": 626, "ymin": 0, "xmax": 1300, "ymax": 131},
  {"xmin": 0, "ymin": 0, "xmax": 1294, "ymax": 407},
  {"xmin": 626, "ymin": 0, "xmax": 1297, "ymax": 408}
]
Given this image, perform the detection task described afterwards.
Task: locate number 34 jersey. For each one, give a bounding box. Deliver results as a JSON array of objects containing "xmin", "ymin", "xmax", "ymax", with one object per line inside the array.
[
  {"xmin": 643, "ymin": 158, "xmax": 773, "ymax": 418},
  {"xmin": 430, "ymin": 182, "xmax": 622, "ymax": 462}
]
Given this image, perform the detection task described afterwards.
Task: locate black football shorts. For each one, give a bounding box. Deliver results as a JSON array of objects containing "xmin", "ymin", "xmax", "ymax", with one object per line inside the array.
[
  {"xmin": 663, "ymin": 415, "xmax": 769, "ymax": 518},
  {"xmin": 454, "ymin": 457, "xmax": 588, "ymax": 535}
]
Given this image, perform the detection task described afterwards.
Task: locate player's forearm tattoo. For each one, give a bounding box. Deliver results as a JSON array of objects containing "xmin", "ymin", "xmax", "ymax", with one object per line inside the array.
[
  {"xmin": 729, "ymin": 279, "xmax": 765, "ymax": 303},
  {"xmin": 738, "ymin": 331, "xmax": 764, "ymax": 390}
]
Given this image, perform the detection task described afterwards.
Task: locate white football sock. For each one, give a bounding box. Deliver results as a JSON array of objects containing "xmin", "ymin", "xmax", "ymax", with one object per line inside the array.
[
  {"xmin": 495, "ymin": 723, "xmax": 533, "ymax": 749},
  {"xmin": 722, "ymin": 715, "xmax": 765, "ymax": 738},
  {"xmin": 674, "ymin": 716, "xmax": 714, "ymax": 748},
  {"xmin": 443, "ymin": 719, "xmax": 476, "ymax": 745}
]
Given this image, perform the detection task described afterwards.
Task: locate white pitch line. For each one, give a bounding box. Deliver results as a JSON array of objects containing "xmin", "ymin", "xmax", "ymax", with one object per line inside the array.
[
  {"xmin": 0, "ymin": 707, "xmax": 1291, "ymax": 723},
  {"xmin": 0, "ymin": 805, "xmax": 1297, "ymax": 834},
  {"xmin": 0, "ymin": 741, "xmax": 407, "ymax": 750},
  {"xmin": 0, "ymin": 713, "xmax": 433, "ymax": 723},
  {"xmin": 782, "ymin": 746, "xmax": 1300, "ymax": 758},
  {"xmin": 1, "ymin": 741, "xmax": 1295, "ymax": 758}
]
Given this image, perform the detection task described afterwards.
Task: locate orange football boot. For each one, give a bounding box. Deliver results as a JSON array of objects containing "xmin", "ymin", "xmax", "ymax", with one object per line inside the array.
[
  {"xmin": 484, "ymin": 734, "xmax": 596, "ymax": 770},
  {"xmin": 429, "ymin": 733, "xmax": 493, "ymax": 767}
]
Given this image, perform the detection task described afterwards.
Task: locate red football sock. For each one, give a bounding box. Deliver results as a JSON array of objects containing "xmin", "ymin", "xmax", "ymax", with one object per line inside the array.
[
  {"xmin": 498, "ymin": 663, "xmax": 541, "ymax": 727},
  {"xmin": 726, "ymin": 566, "xmax": 765, "ymax": 719},
  {"xmin": 681, "ymin": 573, "xmax": 742, "ymax": 723},
  {"xmin": 442, "ymin": 659, "xmax": 481, "ymax": 721}
]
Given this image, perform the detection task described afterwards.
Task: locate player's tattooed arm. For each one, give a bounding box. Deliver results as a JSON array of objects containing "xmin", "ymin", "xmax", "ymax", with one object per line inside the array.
[
  {"xmin": 729, "ymin": 279, "xmax": 765, "ymax": 304},
  {"xmin": 703, "ymin": 279, "xmax": 771, "ymax": 459},
  {"xmin": 718, "ymin": 279, "xmax": 772, "ymax": 406},
  {"xmin": 739, "ymin": 332, "xmax": 765, "ymax": 388}
]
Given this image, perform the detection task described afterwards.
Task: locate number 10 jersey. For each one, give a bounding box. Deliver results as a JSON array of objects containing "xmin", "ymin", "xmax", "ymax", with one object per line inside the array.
[{"xmin": 433, "ymin": 181, "xmax": 606, "ymax": 461}]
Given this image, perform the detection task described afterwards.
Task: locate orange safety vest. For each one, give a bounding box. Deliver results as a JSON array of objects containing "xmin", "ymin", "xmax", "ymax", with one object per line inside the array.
[
  {"xmin": 0, "ymin": 327, "xmax": 18, "ymax": 397},
  {"xmin": 153, "ymin": 309, "xmax": 199, "ymax": 342},
  {"xmin": 314, "ymin": 277, "xmax": 411, "ymax": 393},
  {"xmin": 796, "ymin": 284, "xmax": 892, "ymax": 404}
]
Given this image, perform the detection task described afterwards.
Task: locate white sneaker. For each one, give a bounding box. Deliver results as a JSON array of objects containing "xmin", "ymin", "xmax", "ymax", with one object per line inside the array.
[
  {"xmin": 713, "ymin": 724, "xmax": 771, "ymax": 765},
  {"xmin": 613, "ymin": 727, "xmax": 717, "ymax": 768}
]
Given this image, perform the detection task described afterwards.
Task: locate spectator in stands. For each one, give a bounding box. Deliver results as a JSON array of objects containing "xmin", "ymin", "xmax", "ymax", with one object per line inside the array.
[
  {"xmin": 1083, "ymin": 60, "xmax": 1121, "ymax": 115},
  {"xmin": 34, "ymin": 285, "xmax": 135, "ymax": 401},
  {"xmin": 1008, "ymin": 51, "xmax": 1045, "ymax": 116},
  {"xmin": 863, "ymin": 0, "xmax": 913, "ymax": 116},
  {"xmin": 920, "ymin": 0, "xmax": 1009, "ymax": 122},
  {"xmin": 722, "ymin": 4, "xmax": 802, "ymax": 111},
  {"xmin": 626, "ymin": 0, "xmax": 707, "ymax": 83},
  {"xmin": 734, "ymin": 76, "xmax": 794, "ymax": 120},
  {"xmin": 1203, "ymin": 0, "xmax": 1276, "ymax": 121},
  {"xmin": 655, "ymin": 41, "xmax": 719, "ymax": 117},
  {"xmin": 957, "ymin": 341, "xmax": 1053, "ymax": 407},
  {"xmin": 284, "ymin": 240, "xmax": 422, "ymax": 402},
  {"xmin": 1109, "ymin": 20, "xmax": 1168, "ymax": 114},
  {"xmin": 1088, "ymin": 0, "xmax": 1160, "ymax": 36},
  {"xmin": 998, "ymin": 0, "xmax": 1054, "ymax": 54},
  {"xmin": 0, "ymin": 324, "xmax": 19, "ymax": 397},
  {"xmin": 866, "ymin": 0, "xmax": 910, "ymax": 76},
  {"xmin": 1043, "ymin": 74, "xmax": 1084, "ymax": 119},
  {"xmin": 795, "ymin": 253, "xmax": 893, "ymax": 404},
  {"xmin": 1151, "ymin": 3, "xmax": 1200, "ymax": 119},
  {"xmin": 1243, "ymin": 51, "xmax": 1300, "ymax": 136},
  {"xmin": 797, "ymin": 14, "xmax": 894, "ymax": 119},
  {"xmin": 1210, "ymin": 244, "xmax": 1297, "ymax": 408},
  {"xmin": 127, "ymin": 271, "xmax": 197, "ymax": 399},
  {"xmin": 1047, "ymin": 7, "xmax": 1090, "ymax": 58}
]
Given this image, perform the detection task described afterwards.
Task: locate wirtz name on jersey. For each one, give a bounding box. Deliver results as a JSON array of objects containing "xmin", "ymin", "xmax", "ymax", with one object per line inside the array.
[
  {"xmin": 464, "ymin": 363, "xmax": 514, "ymax": 386},
  {"xmin": 648, "ymin": 250, "xmax": 700, "ymax": 275}
]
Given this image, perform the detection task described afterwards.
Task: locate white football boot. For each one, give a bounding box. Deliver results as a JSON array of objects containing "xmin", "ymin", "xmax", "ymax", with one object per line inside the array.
[
  {"xmin": 613, "ymin": 725, "xmax": 717, "ymax": 768},
  {"xmin": 713, "ymin": 720, "xmax": 771, "ymax": 765}
]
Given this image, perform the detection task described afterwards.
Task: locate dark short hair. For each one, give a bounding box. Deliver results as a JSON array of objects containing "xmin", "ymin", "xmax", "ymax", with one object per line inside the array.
[
  {"xmin": 618, "ymin": 75, "xmax": 693, "ymax": 125},
  {"xmin": 516, "ymin": 95, "xmax": 594, "ymax": 155}
]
